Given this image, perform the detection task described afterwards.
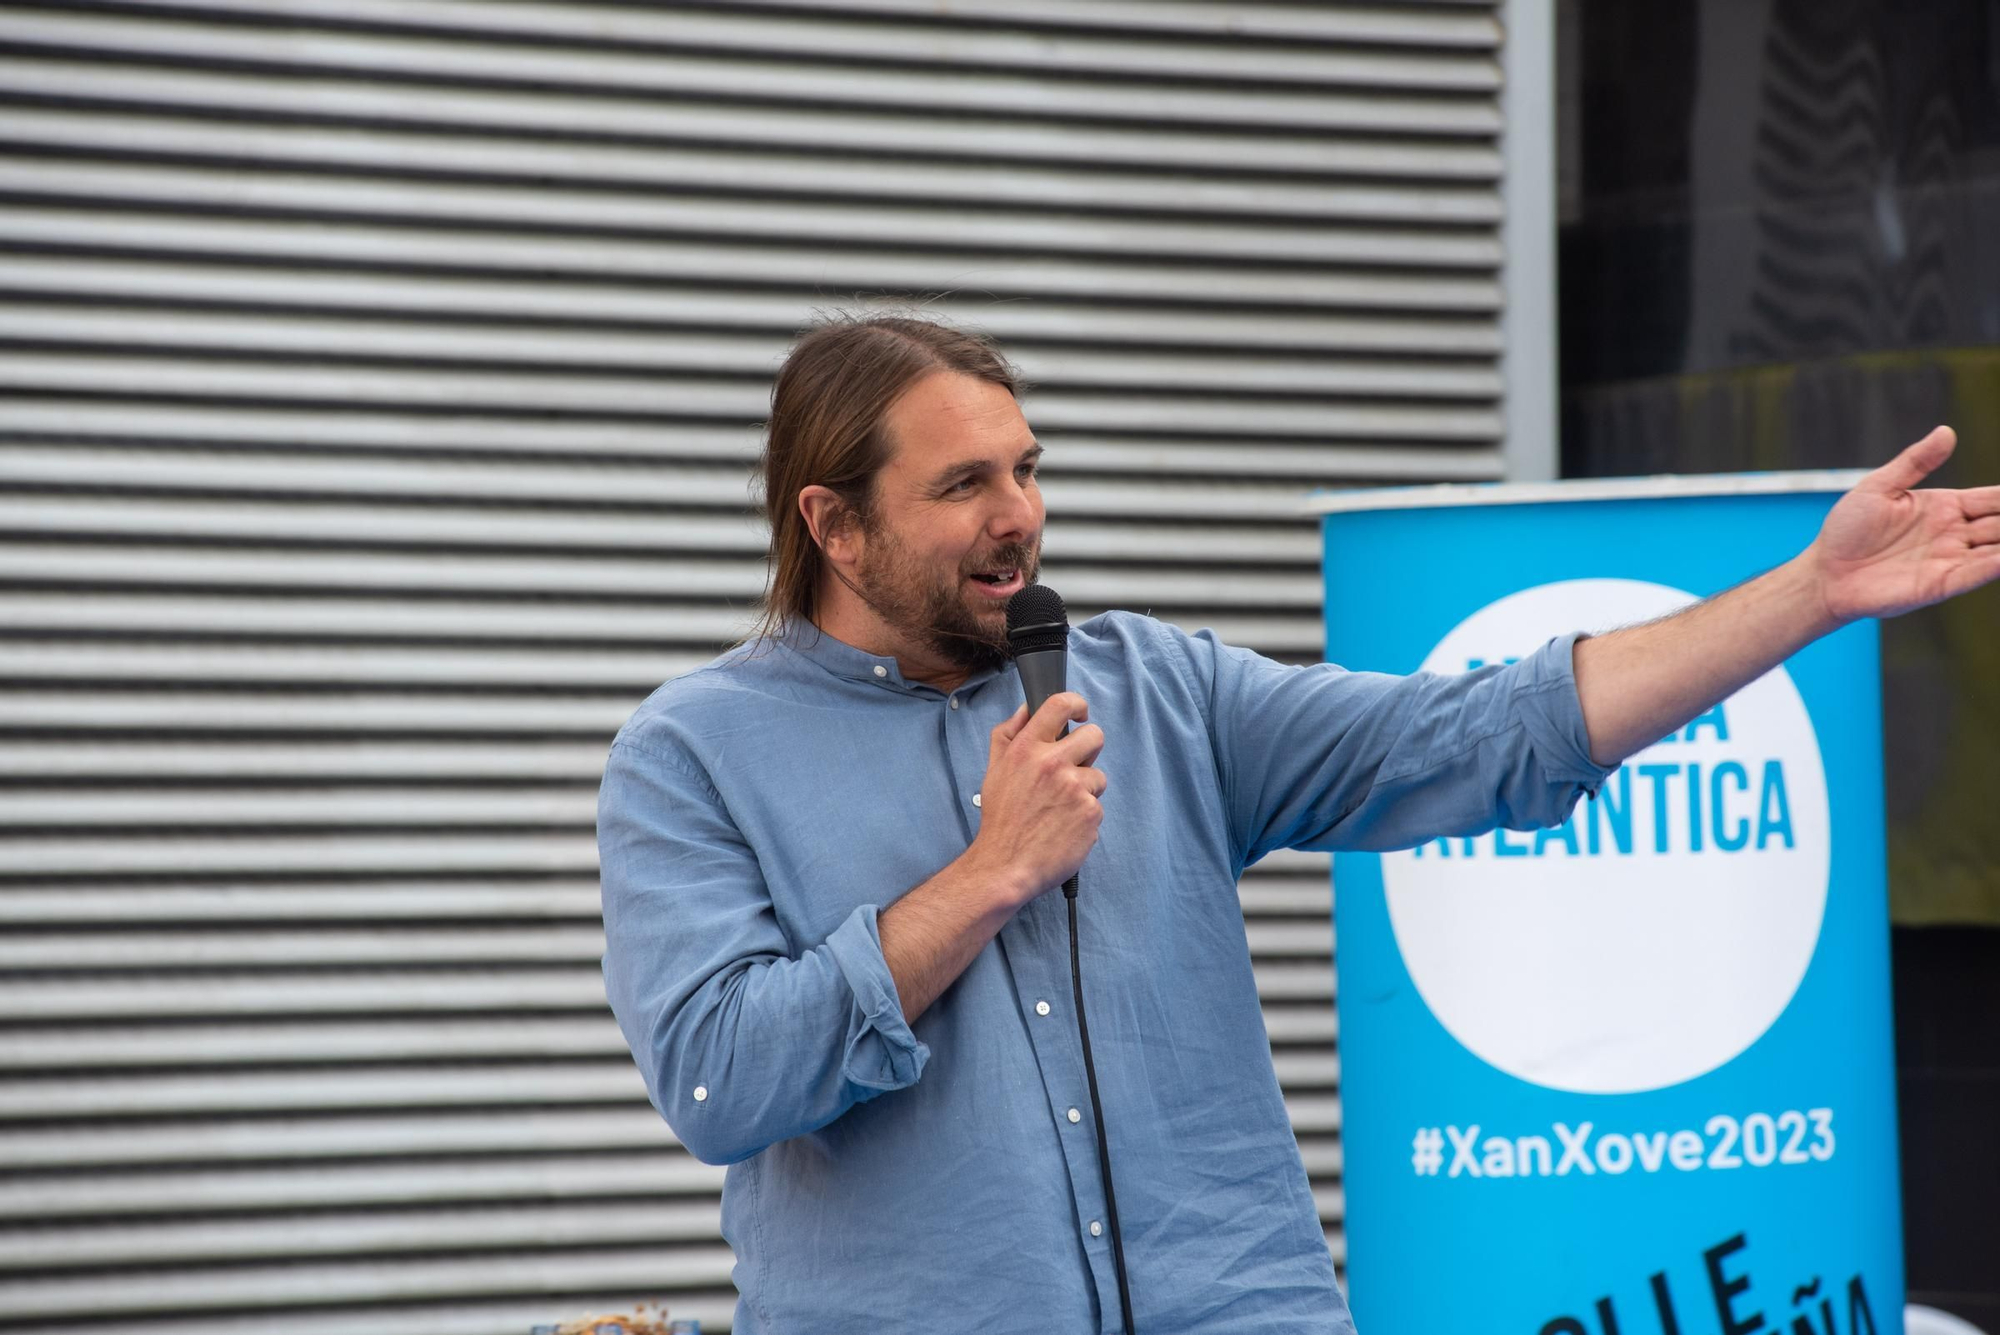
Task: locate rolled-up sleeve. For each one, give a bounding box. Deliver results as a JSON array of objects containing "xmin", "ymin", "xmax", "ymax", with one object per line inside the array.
[
  {"xmin": 1192, "ymin": 627, "xmax": 1614, "ymax": 865},
  {"xmin": 597, "ymin": 739, "xmax": 929, "ymax": 1166}
]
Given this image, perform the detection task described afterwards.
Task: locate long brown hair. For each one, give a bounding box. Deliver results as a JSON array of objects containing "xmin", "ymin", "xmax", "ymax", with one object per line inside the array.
[{"xmin": 751, "ymin": 314, "xmax": 1023, "ymax": 643}]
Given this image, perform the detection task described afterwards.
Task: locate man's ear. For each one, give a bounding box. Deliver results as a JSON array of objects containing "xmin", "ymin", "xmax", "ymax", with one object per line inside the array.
[{"xmin": 799, "ymin": 485, "xmax": 863, "ymax": 569}]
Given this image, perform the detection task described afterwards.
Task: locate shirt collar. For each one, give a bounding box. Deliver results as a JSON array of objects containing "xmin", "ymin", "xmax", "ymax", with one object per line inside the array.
[{"xmin": 776, "ymin": 618, "xmax": 1008, "ymax": 697}]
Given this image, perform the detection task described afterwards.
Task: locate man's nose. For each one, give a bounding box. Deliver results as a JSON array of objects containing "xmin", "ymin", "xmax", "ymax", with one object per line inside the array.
[{"xmin": 989, "ymin": 476, "xmax": 1038, "ymax": 540}]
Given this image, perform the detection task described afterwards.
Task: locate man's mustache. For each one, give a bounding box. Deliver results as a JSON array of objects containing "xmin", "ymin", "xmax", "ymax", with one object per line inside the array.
[{"xmin": 963, "ymin": 542, "xmax": 1042, "ymax": 579}]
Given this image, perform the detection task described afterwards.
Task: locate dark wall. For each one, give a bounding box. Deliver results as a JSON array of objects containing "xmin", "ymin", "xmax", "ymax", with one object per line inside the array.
[
  {"xmin": 1559, "ymin": 1, "xmax": 2000, "ymax": 1324},
  {"xmin": 1895, "ymin": 928, "xmax": 2000, "ymax": 1329}
]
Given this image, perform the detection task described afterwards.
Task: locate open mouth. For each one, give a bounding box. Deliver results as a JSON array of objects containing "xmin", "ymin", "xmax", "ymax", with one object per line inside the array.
[{"xmin": 967, "ymin": 569, "xmax": 1024, "ymax": 597}]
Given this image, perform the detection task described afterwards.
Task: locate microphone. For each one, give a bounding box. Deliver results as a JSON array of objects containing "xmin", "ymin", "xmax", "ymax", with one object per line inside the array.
[
  {"xmin": 1005, "ymin": 583, "xmax": 1070, "ymax": 716},
  {"xmin": 1003, "ymin": 582, "xmax": 1137, "ymax": 1335},
  {"xmin": 1006, "ymin": 582, "xmax": 1076, "ymax": 899}
]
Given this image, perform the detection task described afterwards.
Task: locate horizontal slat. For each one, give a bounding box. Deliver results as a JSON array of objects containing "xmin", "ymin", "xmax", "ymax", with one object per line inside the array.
[
  {"xmin": 0, "ymin": 593, "xmax": 1325, "ymax": 654},
  {"xmin": 0, "ymin": 543, "xmax": 1325, "ymax": 609},
  {"xmin": 0, "ymin": 969, "xmax": 610, "ymax": 1020},
  {"xmin": 0, "ymin": 634, "xmax": 1331, "ymax": 698},
  {"xmin": 0, "ymin": 870, "xmax": 1319, "ymax": 924},
  {"xmin": 0, "ymin": 493, "xmax": 773, "ymax": 557},
  {"xmin": 0, "ymin": 5, "xmax": 1504, "ymax": 106},
  {"xmin": 0, "ymin": 207, "xmax": 1507, "ymax": 307},
  {"xmin": 0, "ymin": 1017, "xmax": 632, "ymax": 1067},
  {"xmin": 0, "ymin": 920, "xmax": 1323, "ymax": 970},
  {"xmin": 0, "ymin": 925, "xmax": 607, "ymax": 968},
  {"xmin": 0, "ymin": 787, "xmax": 1304, "ymax": 839},
  {"xmin": 0, "ymin": 1106, "xmax": 682, "ymax": 1168},
  {"xmin": 0, "ymin": 446, "xmax": 752, "ymax": 507},
  {"xmin": 1299, "ymin": 1141, "xmax": 1343, "ymax": 1193},
  {"xmin": 0, "ymin": 960, "xmax": 1325, "ymax": 1020},
  {"xmin": 0, "ymin": 1097, "xmax": 1335, "ymax": 1175},
  {"xmin": 1244, "ymin": 920, "xmax": 1335, "ymax": 957},
  {"xmin": 0, "ymin": 589, "xmax": 756, "ymax": 642},
  {"xmin": 0, "ymin": 832, "xmax": 604, "ymax": 878},
  {"xmin": 0, "ymin": 63, "xmax": 1505, "ymax": 186},
  {"xmin": 0, "ymin": 642, "xmax": 711, "ymax": 690},
  {"xmin": 0, "ymin": 1053, "xmax": 1332, "ymax": 1121},
  {"xmin": 1237, "ymin": 876, "xmax": 1334, "ymax": 917},
  {"xmin": 0, "ymin": 880, "xmax": 608, "ymax": 924},
  {"xmin": 0, "ymin": 262, "xmax": 1509, "ymax": 356},
  {"xmin": 0, "ymin": 383, "xmax": 1472, "ymax": 451},
  {"xmin": 0, "ymin": 150, "xmax": 1504, "ymax": 259},
  {"xmin": 0, "ymin": 694, "xmax": 643, "ymax": 736},
  {"xmin": 0, "ymin": 436, "xmax": 1492, "ymax": 502},
  {"xmin": 0, "ymin": 1243, "xmax": 737, "ymax": 1321},
  {"xmin": 1250, "ymin": 847, "xmax": 1334, "ymax": 875},
  {"xmin": 696, "ymin": 0, "xmax": 1496, "ymax": 47},
  {"xmin": 1258, "ymin": 962, "xmax": 1335, "ymax": 1002},
  {"xmin": 0, "ymin": 1010, "xmax": 1324, "ymax": 1074},
  {"xmin": 0, "ymin": 788, "xmax": 586, "ymax": 829},
  {"xmin": 0, "ymin": 851, "xmax": 1312, "ymax": 891},
  {"xmin": 0, "ymin": 306, "xmax": 1504, "ymax": 397},
  {"xmin": 0, "ymin": 740, "xmax": 618, "ymax": 781},
  {"xmin": 0, "ymin": 1152, "xmax": 724, "ymax": 1219},
  {"xmin": 1287, "ymin": 1093, "xmax": 1343, "ymax": 1133},
  {"xmin": 0, "ymin": 832, "xmax": 1321, "ymax": 883},
  {"xmin": 0, "ymin": 788, "xmax": 599, "ymax": 830},
  {"xmin": 0, "ymin": 493, "xmax": 1322, "ymax": 564},
  {"xmin": 1271, "ymin": 1052, "xmax": 1341, "ymax": 1087},
  {"xmin": 0, "ymin": 428, "xmax": 1501, "ymax": 486},
  {"xmin": 0, "ymin": 362, "xmax": 1500, "ymax": 443},
  {"xmin": 1263, "ymin": 1006, "xmax": 1339, "ymax": 1045},
  {"xmin": 142, "ymin": 0, "xmax": 1495, "ymax": 80},
  {"xmin": 0, "ymin": 421, "xmax": 1488, "ymax": 499},
  {"xmin": 0, "ymin": 1062, "xmax": 652, "ymax": 1118},
  {"xmin": 0, "ymin": 1199, "xmax": 725, "ymax": 1272}
]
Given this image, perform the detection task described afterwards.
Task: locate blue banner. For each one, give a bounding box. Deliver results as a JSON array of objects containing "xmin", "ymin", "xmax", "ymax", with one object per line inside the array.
[{"xmin": 1319, "ymin": 480, "xmax": 1902, "ymax": 1335}]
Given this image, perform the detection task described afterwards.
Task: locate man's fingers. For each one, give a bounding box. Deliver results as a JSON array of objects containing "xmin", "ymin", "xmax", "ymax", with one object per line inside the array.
[
  {"xmin": 1052, "ymin": 722, "xmax": 1105, "ymax": 769},
  {"xmin": 1942, "ymin": 546, "xmax": 2000, "ymax": 601},
  {"xmin": 1024, "ymin": 691, "xmax": 1088, "ymax": 742},
  {"xmin": 1868, "ymin": 425, "xmax": 1956, "ymax": 494},
  {"xmin": 1961, "ymin": 484, "xmax": 2000, "ymax": 521},
  {"xmin": 989, "ymin": 705, "xmax": 1029, "ymax": 756},
  {"xmin": 1082, "ymin": 767, "xmax": 1109, "ymax": 799}
]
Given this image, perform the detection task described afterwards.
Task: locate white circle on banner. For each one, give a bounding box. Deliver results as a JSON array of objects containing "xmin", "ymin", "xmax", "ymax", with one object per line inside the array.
[{"xmin": 1381, "ymin": 578, "xmax": 1831, "ymax": 1093}]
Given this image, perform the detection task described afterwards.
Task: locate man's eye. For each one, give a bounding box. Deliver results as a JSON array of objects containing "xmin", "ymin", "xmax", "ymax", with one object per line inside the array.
[
  {"xmin": 1016, "ymin": 462, "xmax": 1039, "ymax": 481},
  {"xmin": 947, "ymin": 476, "xmax": 978, "ymax": 494}
]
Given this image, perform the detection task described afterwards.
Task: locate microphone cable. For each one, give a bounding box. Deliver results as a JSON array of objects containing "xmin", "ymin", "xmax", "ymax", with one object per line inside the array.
[
  {"xmin": 1064, "ymin": 869, "xmax": 1135, "ymax": 1335},
  {"xmin": 1007, "ymin": 583, "xmax": 1134, "ymax": 1334}
]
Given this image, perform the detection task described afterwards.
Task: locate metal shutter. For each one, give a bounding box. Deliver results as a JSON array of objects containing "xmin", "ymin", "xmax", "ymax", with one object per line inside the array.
[{"xmin": 0, "ymin": 2, "xmax": 1509, "ymax": 1328}]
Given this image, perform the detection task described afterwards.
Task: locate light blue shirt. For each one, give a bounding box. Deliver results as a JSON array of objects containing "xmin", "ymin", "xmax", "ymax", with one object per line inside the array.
[{"xmin": 597, "ymin": 612, "xmax": 1610, "ymax": 1334}]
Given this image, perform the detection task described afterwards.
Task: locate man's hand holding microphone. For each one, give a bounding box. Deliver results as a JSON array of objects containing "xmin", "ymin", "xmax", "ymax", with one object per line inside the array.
[
  {"xmin": 965, "ymin": 693, "xmax": 1108, "ymax": 908},
  {"xmin": 876, "ymin": 584, "xmax": 1104, "ymax": 1022}
]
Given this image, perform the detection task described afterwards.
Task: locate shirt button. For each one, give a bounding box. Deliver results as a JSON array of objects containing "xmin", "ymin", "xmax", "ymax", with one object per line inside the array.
[
  {"xmin": 1089, "ymin": 1221, "xmax": 1103, "ymax": 1237},
  {"xmin": 1067, "ymin": 1107, "xmax": 1081, "ymax": 1124},
  {"xmin": 1035, "ymin": 1000, "xmax": 1050, "ymax": 1017},
  {"xmin": 949, "ymin": 696, "xmax": 961, "ymax": 709},
  {"xmin": 872, "ymin": 665, "xmax": 887, "ymax": 678},
  {"xmin": 971, "ymin": 793, "xmax": 981, "ymax": 808},
  {"xmin": 693, "ymin": 1086, "xmax": 708, "ymax": 1102}
]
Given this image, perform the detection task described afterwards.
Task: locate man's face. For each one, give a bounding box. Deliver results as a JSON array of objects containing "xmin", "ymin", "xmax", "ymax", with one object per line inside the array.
[{"xmin": 848, "ymin": 371, "xmax": 1044, "ymax": 673}]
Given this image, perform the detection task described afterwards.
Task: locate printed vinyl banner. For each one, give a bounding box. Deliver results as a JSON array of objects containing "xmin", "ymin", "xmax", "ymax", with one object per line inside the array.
[{"xmin": 1317, "ymin": 478, "xmax": 1903, "ymax": 1335}]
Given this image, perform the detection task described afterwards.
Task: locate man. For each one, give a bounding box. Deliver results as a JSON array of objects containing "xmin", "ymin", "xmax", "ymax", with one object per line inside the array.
[{"xmin": 598, "ymin": 316, "xmax": 2000, "ymax": 1334}]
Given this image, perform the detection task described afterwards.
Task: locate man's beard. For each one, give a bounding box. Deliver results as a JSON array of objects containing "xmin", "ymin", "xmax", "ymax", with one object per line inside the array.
[{"xmin": 852, "ymin": 523, "xmax": 1042, "ymax": 675}]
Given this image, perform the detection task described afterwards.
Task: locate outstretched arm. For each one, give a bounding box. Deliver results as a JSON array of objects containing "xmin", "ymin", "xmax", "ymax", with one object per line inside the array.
[{"xmin": 1574, "ymin": 426, "xmax": 2000, "ymax": 766}]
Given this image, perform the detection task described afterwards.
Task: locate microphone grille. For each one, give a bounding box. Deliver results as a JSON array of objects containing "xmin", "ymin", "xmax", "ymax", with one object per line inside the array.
[{"xmin": 1005, "ymin": 584, "xmax": 1069, "ymax": 654}]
